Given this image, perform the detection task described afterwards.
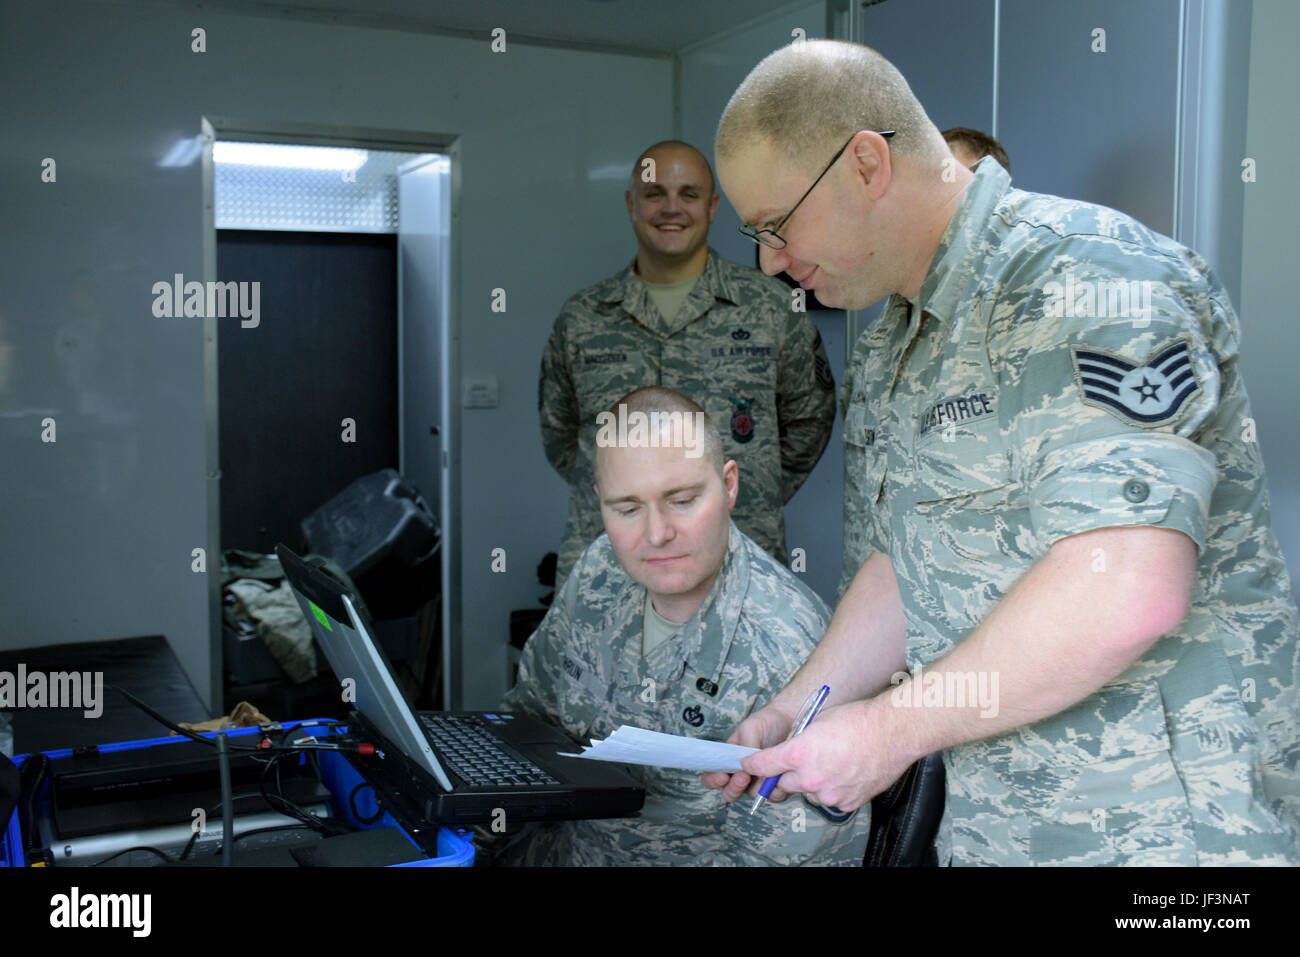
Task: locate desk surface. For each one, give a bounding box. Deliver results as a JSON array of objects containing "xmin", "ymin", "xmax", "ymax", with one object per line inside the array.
[{"xmin": 0, "ymin": 635, "xmax": 209, "ymax": 755}]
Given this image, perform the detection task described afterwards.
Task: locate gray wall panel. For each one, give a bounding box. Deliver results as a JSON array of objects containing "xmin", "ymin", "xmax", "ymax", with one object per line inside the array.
[
  {"xmin": 1241, "ymin": 0, "xmax": 1300, "ymax": 596},
  {"xmin": 998, "ymin": 0, "xmax": 1181, "ymax": 234},
  {"xmin": 860, "ymin": 0, "xmax": 997, "ymax": 136},
  {"xmin": 1176, "ymin": 0, "xmax": 1253, "ymax": 315}
]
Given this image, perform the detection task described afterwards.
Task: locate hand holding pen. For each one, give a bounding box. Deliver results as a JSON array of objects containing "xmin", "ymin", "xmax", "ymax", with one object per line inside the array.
[{"xmin": 749, "ymin": 684, "xmax": 830, "ymax": 815}]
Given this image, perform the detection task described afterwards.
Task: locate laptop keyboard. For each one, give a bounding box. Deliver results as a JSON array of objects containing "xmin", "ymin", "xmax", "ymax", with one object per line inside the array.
[{"xmin": 420, "ymin": 714, "xmax": 559, "ymax": 788}]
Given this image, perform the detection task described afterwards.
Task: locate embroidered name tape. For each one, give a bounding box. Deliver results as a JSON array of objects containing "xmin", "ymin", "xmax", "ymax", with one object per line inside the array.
[{"xmin": 562, "ymin": 654, "xmax": 609, "ymax": 701}]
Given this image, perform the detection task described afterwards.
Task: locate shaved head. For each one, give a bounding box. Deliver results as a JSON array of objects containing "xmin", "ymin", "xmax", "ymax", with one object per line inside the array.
[
  {"xmin": 716, "ymin": 39, "xmax": 949, "ymax": 176},
  {"xmin": 630, "ymin": 140, "xmax": 715, "ymax": 193},
  {"xmin": 625, "ymin": 141, "xmax": 720, "ymax": 281},
  {"xmin": 594, "ymin": 386, "xmax": 725, "ymax": 483}
]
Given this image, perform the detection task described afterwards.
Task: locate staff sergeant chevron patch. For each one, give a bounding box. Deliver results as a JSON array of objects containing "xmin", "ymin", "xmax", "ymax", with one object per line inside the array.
[{"xmin": 1070, "ymin": 337, "xmax": 1202, "ymax": 427}]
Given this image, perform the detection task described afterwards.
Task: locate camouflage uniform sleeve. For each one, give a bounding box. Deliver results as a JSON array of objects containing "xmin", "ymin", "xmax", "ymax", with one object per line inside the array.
[
  {"xmin": 990, "ymin": 243, "xmax": 1223, "ymax": 555},
  {"xmin": 499, "ymin": 564, "xmax": 578, "ymax": 719},
  {"xmin": 538, "ymin": 308, "xmax": 580, "ymax": 482},
  {"xmin": 708, "ymin": 560, "xmax": 871, "ymax": 866},
  {"xmin": 776, "ymin": 299, "xmax": 837, "ymax": 502}
]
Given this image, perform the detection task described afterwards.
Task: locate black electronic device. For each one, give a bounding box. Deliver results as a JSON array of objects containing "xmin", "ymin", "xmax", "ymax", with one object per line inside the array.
[
  {"xmin": 277, "ymin": 544, "xmax": 645, "ymax": 826},
  {"xmin": 48, "ymin": 737, "xmax": 329, "ymax": 838}
]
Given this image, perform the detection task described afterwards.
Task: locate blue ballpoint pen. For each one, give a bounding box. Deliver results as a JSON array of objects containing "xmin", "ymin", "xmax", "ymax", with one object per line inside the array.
[{"xmin": 749, "ymin": 684, "xmax": 830, "ymax": 815}]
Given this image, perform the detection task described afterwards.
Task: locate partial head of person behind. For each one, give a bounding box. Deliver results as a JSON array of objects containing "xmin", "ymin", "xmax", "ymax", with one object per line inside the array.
[
  {"xmin": 715, "ymin": 39, "xmax": 967, "ymax": 310},
  {"xmin": 625, "ymin": 140, "xmax": 721, "ymax": 282},
  {"xmin": 941, "ymin": 126, "xmax": 1010, "ymax": 173},
  {"xmin": 593, "ymin": 386, "xmax": 736, "ymax": 622}
]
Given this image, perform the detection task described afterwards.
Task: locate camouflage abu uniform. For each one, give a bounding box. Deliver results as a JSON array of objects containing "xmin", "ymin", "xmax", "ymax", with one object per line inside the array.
[
  {"xmin": 841, "ymin": 159, "xmax": 1300, "ymax": 865},
  {"xmin": 540, "ymin": 249, "xmax": 836, "ymax": 587},
  {"xmin": 500, "ymin": 521, "xmax": 869, "ymax": 866}
]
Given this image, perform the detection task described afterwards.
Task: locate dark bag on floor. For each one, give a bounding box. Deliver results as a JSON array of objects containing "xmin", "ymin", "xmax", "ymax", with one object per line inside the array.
[{"xmin": 863, "ymin": 752, "xmax": 946, "ymax": 866}]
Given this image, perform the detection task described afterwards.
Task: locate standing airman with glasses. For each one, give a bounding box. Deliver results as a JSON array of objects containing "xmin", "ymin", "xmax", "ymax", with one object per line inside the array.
[{"xmin": 704, "ymin": 39, "xmax": 1300, "ymax": 867}]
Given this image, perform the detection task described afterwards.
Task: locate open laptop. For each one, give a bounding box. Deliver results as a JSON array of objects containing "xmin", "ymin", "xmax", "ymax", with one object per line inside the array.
[{"xmin": 276, "ymin": 544, "xmax": 644, "ymax": 826}]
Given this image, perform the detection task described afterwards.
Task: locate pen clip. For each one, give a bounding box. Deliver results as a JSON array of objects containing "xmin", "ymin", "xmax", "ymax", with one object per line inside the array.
[{"xmin": 790, "ymin": 684, "xmax": 830, "ymax": 738}]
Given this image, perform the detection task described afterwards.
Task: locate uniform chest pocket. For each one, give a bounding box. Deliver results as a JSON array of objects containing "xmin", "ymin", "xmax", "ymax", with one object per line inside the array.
[
  {"xmin": 911, "ymin": 419, "xmax": 1016, "ymax": 514},
  {"xmin": 557, "ymin": 653, "xmax": 613, "ymax": 738},
  {"xmin": 574, "ymin": 349, "xmax": 644, "ymax": 423}
]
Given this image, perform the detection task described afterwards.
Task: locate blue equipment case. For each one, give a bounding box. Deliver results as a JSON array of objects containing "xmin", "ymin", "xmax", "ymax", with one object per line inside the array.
[{"xmin": 1, "ymin": 719, "xmax": 473, "ymax": 867}]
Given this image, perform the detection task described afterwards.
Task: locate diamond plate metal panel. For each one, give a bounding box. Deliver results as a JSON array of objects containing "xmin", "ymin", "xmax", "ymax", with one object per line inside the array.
[{"xmin": 215, "ymin": 144, "xmax": 436, "ymax": 233}]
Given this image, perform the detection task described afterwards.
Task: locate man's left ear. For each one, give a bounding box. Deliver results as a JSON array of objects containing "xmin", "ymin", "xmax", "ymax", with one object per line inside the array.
[
  {"xmin": 851, "ymin": 130, "xmax": 892, "ymax": 200},
  {"xmin": 708, "ymin": 190, "xmax": 721, "ymax": 223},
  {"xmin": 723, "ymin": 459, "xmax": 739, "ymax": 508}
]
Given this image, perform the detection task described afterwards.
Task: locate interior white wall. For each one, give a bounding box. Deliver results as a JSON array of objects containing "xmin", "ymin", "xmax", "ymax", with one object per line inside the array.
[{"xmin": 0, "ymin": 1, "xmax": 671, "ymax": 710}]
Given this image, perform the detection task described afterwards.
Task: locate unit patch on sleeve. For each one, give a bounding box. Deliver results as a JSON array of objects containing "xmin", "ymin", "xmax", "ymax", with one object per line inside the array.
[{"xmin": 1070, "ymin": 338, "xmax": 1201, "ymax": 427}]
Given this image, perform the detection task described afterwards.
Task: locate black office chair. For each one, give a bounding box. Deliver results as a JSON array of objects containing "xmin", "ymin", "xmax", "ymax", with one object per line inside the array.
[{"xmin": 863, "ymin": 752, "xmax": 946, "ymax": 866}]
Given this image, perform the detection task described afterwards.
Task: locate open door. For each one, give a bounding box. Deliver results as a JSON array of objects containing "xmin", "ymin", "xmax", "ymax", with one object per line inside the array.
[{"xmin": 397, "ymin": 154, "xmax": 456, "ymax": 708}]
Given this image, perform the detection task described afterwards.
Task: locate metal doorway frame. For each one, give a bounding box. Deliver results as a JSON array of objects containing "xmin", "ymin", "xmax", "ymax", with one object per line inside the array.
[{"xmin": 200, "ymin": 116, "xmax": 463, "ymax": 710}]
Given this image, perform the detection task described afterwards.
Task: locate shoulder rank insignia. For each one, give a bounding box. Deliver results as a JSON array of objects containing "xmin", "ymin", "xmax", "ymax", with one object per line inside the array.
[
  {"xmin": 1070, "ymin": 338, "xmax": 1201, "ymax": 427},
  {"xmin": 814, "ymin": 352, "xmax": 834, "ymax": 391},
  {"xmin": 813, "ymin": 329, "xmax": 834, "ymax": 391}
]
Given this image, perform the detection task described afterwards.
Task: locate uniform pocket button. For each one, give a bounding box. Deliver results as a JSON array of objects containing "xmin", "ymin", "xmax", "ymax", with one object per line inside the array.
[{"xmin": 1123, "ymin": 479, "xmax": 1150, "ymax": 503}]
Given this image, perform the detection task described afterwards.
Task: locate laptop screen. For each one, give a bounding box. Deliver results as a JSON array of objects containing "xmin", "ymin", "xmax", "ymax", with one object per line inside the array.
[{"xmin": 275, "ymin": 545, "xmax": 453, "ymax": 791}]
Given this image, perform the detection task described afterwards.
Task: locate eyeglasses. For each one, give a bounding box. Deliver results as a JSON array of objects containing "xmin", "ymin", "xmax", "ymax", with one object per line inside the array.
[{"xmin": 738, "ymin": 130, "xmax": 895, "ymax": 250}]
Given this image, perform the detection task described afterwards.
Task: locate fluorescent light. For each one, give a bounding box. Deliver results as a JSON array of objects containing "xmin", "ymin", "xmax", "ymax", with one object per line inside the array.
[{"xmin": 214, "ymin": 142, "xmax": 368, "ymax": 171}]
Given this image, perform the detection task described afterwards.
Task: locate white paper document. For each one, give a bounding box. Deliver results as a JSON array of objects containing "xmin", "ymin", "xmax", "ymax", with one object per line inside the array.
[{"xmin": 558, "ymin": 725, "xmax": 758, "ymax": 773}]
